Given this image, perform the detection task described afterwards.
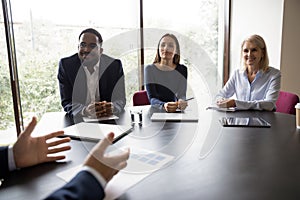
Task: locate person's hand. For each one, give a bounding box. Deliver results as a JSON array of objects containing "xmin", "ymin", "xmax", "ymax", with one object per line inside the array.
[
  {"xmin": 84, "ymin": 132, "xmax": 130, "ymax": 182},
  {"xmin": 13, "ymin": 117, "xmax": 71, "ymax": 169},
  {"xmin": 177, "ymin": 99, "xmax": 188, "ymax": 111},
  {"xmin": 217, "ymin": 98, "xmax": 236, "ymax": 108},
  {"xmin": 96, "ymin": 101, "xmax": 113, "ymax": 117},
  {"xmin": 164, "ymin": 102, "xmax": 178, "ymax": 113},
  {"xmin": 84, "ymin": 101, "xmax": 114, "ymax": 118}
]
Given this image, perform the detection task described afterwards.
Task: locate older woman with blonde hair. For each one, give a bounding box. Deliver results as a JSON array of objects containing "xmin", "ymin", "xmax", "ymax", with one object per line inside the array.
[{"xmin": 216, "ymin": 34, "xmax": 281, "ymax": 111}]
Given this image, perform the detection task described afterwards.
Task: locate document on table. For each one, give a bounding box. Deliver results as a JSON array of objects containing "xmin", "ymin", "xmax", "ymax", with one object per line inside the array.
[
  {"xmin": 57, "ymin": 147, "xmax": 174, "ymax": 200},
  {"xmin": 206, "ymin": 105, "xmax": 237, "ymax": 112},
  {"xmin": 62, "ymin": 122, "xmax": 131, "ymax": 141},
  {"xmin": 150, "ymin": 112, "xmax": 198, "ymax": 122},
  {"xmin": 83, "ymin": 115, "xmax": 119, "ymax": 122}
]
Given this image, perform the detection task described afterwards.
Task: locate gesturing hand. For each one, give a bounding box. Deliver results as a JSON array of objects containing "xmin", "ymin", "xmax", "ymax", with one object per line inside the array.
[
  {"xmin": 13, "ymin": 117, "xmax": 71, "ymax": 169},
  {"xmin": 83, "ymin": 132, "xmax": 130, "ymax": 182}
]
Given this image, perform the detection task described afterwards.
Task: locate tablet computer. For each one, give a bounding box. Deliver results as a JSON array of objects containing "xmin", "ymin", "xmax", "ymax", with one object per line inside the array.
[{"xmin": 219, "ymin": 117, "xmax": 271, "ymax": 128}]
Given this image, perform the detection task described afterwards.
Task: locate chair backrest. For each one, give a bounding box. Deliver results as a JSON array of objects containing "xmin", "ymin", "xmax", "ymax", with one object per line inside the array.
[
  {"xmin": 276, "ymin": 91, "xmax": 299, "ymax": 115},
  {"xmin": 133, "ymin": 90, "xmax": 150, "ymax": 106}
]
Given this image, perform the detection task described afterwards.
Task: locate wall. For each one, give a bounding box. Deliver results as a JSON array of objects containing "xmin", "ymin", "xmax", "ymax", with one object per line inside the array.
[
  {"xmin": 230, "ymin": 0, "xmax": 284, "ymax": 72},
  {"xmin": 280, "ymin": 0, "xmax": 300, "ymax": 96}
]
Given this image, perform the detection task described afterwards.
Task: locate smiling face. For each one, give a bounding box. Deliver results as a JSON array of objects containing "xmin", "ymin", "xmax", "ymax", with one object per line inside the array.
[
  {"xmin": 78, "ymin": 32, "xmax": 103, "ymax": 67},
  {"xmin": 159, "ymin": 36, "xmax": 177, "ymax": 62},
  {"xmin": 242, "ymin": 41, "xmax": 264, "ymax": 69}
]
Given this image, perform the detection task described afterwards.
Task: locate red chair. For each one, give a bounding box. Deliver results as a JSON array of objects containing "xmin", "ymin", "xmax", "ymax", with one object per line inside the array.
[
  {"xmin": 133, "ymin": 90, "xmax": 150, "ymax": 106},
  {"xmin": 275, "ymin": 91, "xmax": 299, "ymax": 115}
]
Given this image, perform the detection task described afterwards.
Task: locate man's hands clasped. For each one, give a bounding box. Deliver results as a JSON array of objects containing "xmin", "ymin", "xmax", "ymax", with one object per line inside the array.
[{"xmin": 84, "ymin": 101, "xmax": 114, "ymax": 118}]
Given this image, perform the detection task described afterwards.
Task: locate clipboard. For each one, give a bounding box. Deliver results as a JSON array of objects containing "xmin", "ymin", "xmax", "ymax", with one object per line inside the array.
[{"xmin": 219, "ymin": 117, "xmax": 271, "ymax": 128}]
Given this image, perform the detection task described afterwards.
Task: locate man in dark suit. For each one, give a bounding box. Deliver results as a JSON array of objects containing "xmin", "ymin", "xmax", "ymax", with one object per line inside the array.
[
  {"xmin": 0, "ymin": 117, "xmax": 130, "ymax": 199},
  {"xmin": 58, "ymin": 28, "xmax": 126, "ymax": 119}
]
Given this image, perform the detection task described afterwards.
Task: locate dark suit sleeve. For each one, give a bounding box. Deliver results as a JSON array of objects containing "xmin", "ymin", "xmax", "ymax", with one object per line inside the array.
[
  {"xmin": 99, "ymin": 56, "xmax": 126, "ymax": 115},
  {"xmin": 44, "ymin": 171, "xmax": 105, "ymax": 200},
  {"xmin": 57, "ymin": 55, "xmax": 86, "ymax": 118},
  {"xmin": 111, "ymin": 59, "xmax": 126, "ymax": 114},
  {"xmin": 0, "ymin": 146, "xmax": 9, "ymax": 179}
]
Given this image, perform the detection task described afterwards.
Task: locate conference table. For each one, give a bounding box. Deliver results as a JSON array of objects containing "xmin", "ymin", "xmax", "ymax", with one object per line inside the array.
[{"xmin": 1, "ymin": 106, "xmax": 300, "ymax": 200}]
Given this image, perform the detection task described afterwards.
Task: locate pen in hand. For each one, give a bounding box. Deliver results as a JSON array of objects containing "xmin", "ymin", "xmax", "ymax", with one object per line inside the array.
[
  {"xmin": 184, "ymin": 97, "xmax": 194, "ymax": 101},
  {"xmin": 112, "ymin": 128, "xmax": 133, "ymax": 144}
]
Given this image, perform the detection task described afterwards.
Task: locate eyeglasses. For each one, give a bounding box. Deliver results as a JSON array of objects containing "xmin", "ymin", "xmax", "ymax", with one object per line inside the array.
[{"xmin": 79, "ymin": 42, "xmax": 99, "ymax": 49}]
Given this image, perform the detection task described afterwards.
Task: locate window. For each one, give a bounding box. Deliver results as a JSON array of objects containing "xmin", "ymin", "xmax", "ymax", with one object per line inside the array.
[
  {"xmin": 143, "ymin": 0, "xmax": 224, "ymax": 110},
  {"xmin": 8, "ymin": 0, "xmax": 139, "ymax": 125},
  {"xmin": 0, "ymin": 9, "xmax": 17, "ymax": 142},
  {"xmin": 1, "ymin": 0, "xmax": 227, "ymax": 132}
]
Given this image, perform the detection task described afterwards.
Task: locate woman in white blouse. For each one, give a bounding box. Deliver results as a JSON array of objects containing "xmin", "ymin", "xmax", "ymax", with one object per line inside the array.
[{"xmin": 216, "ymin": 34, "xmax": 281, "ymax": 111}]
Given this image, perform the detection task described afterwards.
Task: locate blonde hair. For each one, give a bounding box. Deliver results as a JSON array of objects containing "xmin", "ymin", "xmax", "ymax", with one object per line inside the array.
[{"xmin": 240, "ymin": 34, "xmax": 269, "ymax": 72}]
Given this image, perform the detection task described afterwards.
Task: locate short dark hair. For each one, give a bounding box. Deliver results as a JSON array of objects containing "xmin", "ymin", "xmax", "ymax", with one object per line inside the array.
[{"xmin": 79, "ymin": 28, "xmax": 103, "ymax": 46}]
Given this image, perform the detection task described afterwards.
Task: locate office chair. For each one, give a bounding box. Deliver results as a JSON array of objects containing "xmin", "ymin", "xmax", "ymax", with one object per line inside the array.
[
  {"xmin": 275, "ymin": 91, "xmax": 299, "ymax": 115},
  {"xmin": 133, "ymin": 90, "xmax": 150, "ymax": 106}
]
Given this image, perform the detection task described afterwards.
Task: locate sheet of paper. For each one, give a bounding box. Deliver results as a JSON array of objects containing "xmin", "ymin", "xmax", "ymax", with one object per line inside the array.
[
  {"xmin": 83, "ymin": 115, "xmax": 119, "ymax": 122},
  {"xmin": 150, "ymin": 112, "xmax": 198, "ymax": 122},
  {"xmin": 31, "ymin": 112, "xmax": 68, "ymax": 137},
  {"xmin": 206, "ymin": 106, "xmax": 237, "ymax": 112},
  {"xmin": 62, "ymin": 123, "xmax": 131, "ymax": 141},
  {"xmin": 56, "ymin": 147, "xmax": 174, "ymax": 200}
]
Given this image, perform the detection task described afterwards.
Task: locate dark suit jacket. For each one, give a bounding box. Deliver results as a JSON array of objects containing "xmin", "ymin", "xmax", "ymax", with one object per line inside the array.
[
  {"xmin": 0, "ymin": 146, "xmax": 105, "ymax": 199},
  {"xmin": 58, "ymin": 53, "xmax": 126, "ymax": 118},
  {"xmin": 45, "ymin": 171, "xmax": 105, "ymax": 200},
  {"xmin": 0, "ymin": 146, "xmax": 9, "ymax": 179}
]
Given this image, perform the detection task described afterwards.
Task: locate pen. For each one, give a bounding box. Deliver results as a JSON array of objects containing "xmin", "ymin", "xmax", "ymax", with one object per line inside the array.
[
  {"xmin": 112, "ymin": 128, "xmax": 133, "ymax": 144},
  {"xmin": 184, "ymin": 97, "xmax": 194, "ymax": 101}
]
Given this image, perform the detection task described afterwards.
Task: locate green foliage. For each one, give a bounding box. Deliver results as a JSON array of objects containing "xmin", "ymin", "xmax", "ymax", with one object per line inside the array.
[
  {"xmin": 0, "ymin": 67, "xmax": 15, "ymax": 129},
  {"xmin": 18, "ymin": 57, "xmax": 61, "ymax": 121},
  {"xmin": 0, "ymin": 56, "xmax": 61, "ymax": 130},
  {"xmin": 0, "ymin": 0, "xmax": 220, "ymax": 130}
]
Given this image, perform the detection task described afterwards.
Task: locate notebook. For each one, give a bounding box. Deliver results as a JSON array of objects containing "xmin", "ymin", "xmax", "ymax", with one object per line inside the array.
[
  {"xmin": 219, "ymin": 117, "xmax": 271, "ymax": 128},
  {"xmin": 150, "ymin": 112, "xmax": 198, "ymax": 122},
  {"xmin": 61, "ymin": 122, "xmax": 132, "ymax": 142},
  {"xmin": 206, "ymin": 106, "xmax": 237, "ymax": 112},
  {"xmin": 82, "ymin": 115, "xmax": 119, "ymax": 122}
]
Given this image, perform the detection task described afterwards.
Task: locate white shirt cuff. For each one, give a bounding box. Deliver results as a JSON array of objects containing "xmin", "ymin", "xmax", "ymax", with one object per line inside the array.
[
  {"xmin": 8, "ymin": 145, "xmax": 17, "ymax": 171},
  {"xmin": 82, "ymin": 166, "xmax": 107, "ymax": 188},
  {"xmin": 81, "ymin": 106, "xmax": 87, "ymax": 116}
]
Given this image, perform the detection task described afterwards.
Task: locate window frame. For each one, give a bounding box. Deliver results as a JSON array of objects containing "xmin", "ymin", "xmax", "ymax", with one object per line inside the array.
[{"xmin": 1, "ymin": 0, "xmax": 230, "ymax": 135}]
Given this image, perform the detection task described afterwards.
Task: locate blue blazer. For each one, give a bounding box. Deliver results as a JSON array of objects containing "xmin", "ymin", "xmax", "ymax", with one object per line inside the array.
[
  {"xmin": 45, "ymin": 171, "xmax": 105, "ymax": 200},
  {"xmin": 0, "ymin": 146, "xmax": 9, "ymax": 179},
  {"xmin": 58, "ymin": 53, "xmax": 126, "ymax": 118}
]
